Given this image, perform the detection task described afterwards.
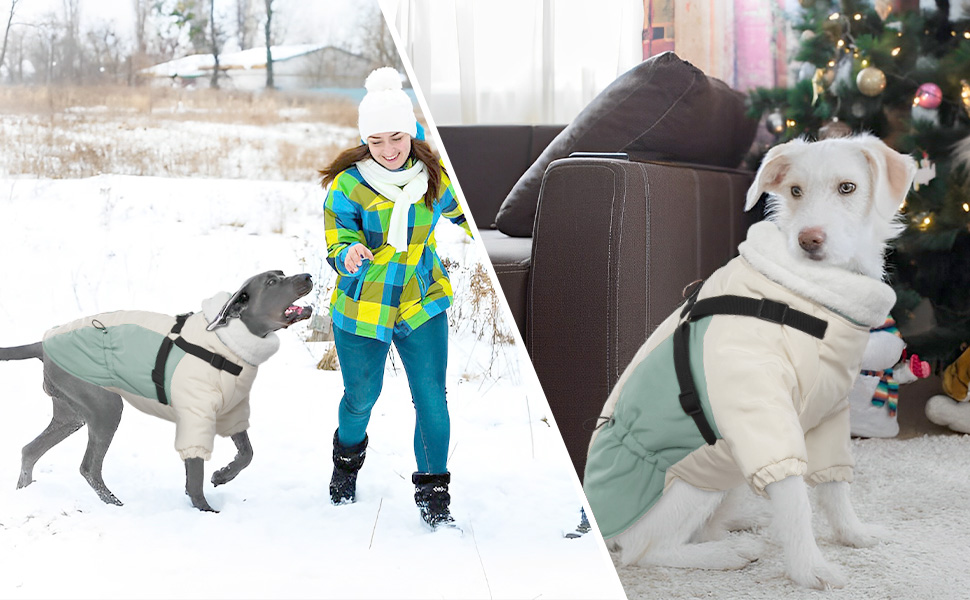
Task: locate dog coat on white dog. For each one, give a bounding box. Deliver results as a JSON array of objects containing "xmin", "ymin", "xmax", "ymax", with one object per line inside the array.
[
  {"xmin": 41, "ymin": 292, "xmax": 280, "ymax": 461},
  {"xmin": 584, "ymin": 220, "xmax": 896, "ymax": 538}
]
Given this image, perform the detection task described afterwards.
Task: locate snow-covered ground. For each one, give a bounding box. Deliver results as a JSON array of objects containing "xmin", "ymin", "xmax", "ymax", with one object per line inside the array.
[{"xmin": 0, "ymin": 172, "xmax": 624, "ymax": 598}]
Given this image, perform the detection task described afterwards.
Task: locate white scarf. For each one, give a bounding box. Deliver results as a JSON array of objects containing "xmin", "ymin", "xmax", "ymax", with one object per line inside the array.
[
  {"xmin": 355, "ymin": 158, "xmax": 429, "ymax": 252},
  {"xmin": 738, "ymin": 221, "xmax": 896, "ymax": 328}
]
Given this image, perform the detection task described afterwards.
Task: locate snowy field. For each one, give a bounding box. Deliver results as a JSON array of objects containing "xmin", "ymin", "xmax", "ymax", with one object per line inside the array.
[{"xmin": 0, "ymin": 107, "xmax": 625, "ymax": 598}]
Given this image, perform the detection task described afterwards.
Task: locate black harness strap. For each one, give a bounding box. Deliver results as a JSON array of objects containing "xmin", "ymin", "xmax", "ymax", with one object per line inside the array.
[
  {"xmin": 152, "ymin": 313, "xmax": 242, "ymax": 405},
  {"xmin": 673, "ymin": 287, "xmax": 829, "ymax": 446}
]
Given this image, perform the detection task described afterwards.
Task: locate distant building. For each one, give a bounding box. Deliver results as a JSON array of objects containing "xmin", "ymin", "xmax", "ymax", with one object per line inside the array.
[{"xmin": 141, "ymin": 44, "xmax": 375, "ymax": 93}]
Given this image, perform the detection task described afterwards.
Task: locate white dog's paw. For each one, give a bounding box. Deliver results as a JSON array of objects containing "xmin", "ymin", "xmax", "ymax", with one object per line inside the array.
[
  {"xmin": 788, "ymin": 556, "xmax": 846, "ymax": 590},
  {"xmin": 836, "ymin": 522, "xmax": 890, "ymax": 548},
  {"xmin": 638, "ymin": 539, "xmax": 757, "ymax": 571},
  {"xmin": 731, "ymin": 536, "xmax": 765, "ymax": 561}
]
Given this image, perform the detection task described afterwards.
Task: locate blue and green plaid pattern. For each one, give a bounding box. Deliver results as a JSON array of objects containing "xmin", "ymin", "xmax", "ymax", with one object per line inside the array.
[{"xmin": 324, "ymin": 158, "xmax": 472, "ymax": 342}]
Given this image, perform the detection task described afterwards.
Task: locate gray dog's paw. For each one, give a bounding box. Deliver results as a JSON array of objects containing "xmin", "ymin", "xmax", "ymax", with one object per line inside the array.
[{"xmin": 211, "ymin": 467, "xmax": 236, "ymax": 487}]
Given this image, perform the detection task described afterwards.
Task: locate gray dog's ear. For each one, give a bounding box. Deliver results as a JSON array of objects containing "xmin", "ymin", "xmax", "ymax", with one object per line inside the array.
[{"xmin": 206, "ymin": 288, "xmax": 250, "ymax": 331}]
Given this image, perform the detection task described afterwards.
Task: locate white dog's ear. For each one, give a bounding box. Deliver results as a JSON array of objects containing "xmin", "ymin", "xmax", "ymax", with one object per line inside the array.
[
  {"xmin": 858, "ymin": 135, "xmax": 917, "ymax": 221},
  {"xmin": 745, "ymin": 138, "xmax": 806, "ymax": 212},
  {"xmin": 207, "ymin": 287, "xmax": 250, "ymax": 331}
]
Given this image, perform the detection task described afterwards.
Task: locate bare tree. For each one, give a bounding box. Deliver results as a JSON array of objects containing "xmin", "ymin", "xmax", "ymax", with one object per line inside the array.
[
  {"xmin": 209, "ymin": 0, "xmax": 219, "ymax": 88},
  {"xmin": 133, "ymin": 0, "xmax": 150, "ymax": 55},
  {"xmin": 355, "ymin": 2, "xmax": 402, "ymax": 71},
  {"xmin": 0, "ymin": 0, "xmax": 20, "ymax": 79},
  {"xmin": 235, "ymin": 0, "xmax": 256, "ymax": 49},
  {"xmin": 62, "ymin": 0, "xmax": 81, "ymax": 82},
  {"xmin": 263, "ymin": 0, "xmax": 273, "ymax": 89}
]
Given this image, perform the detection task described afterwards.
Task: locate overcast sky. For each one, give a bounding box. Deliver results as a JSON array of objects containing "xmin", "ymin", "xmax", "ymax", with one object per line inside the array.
[{"xmin": 7, "ymin": 0, "xmax": 378, "ymax": 49}]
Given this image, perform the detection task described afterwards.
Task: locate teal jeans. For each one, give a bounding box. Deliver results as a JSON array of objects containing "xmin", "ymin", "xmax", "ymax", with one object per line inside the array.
[{"xmin": 333, "ymin": 312, "xmax": 449, "ymax": 474}]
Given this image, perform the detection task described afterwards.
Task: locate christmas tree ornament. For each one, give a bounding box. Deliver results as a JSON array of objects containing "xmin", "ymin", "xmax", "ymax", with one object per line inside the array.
[
  {"xmin": 822, "ymin": 66, "xmax": 836, "ymax": 87},
  {"xmin": 819, "ymin": 118, "xmax": 853, "ymax": 139},
  {"xmin": 962, "ymin": 80, "xmax": 970, "ymax": 118},
  {"xmin": 856, "ymin": 66, "xmax": 887, "ymax": 96},
  {"xmin": 800, "ymin": 29, "xmax": 816, "ymax": 42},
  {"xmin": 766, "ymin": 109, "xmax": 786, "ymax": 135},
  {"xmin": 913, "ymin": 154, "xmax": 937, "ymax": 190},
  {"xmin": 875, "ymin": 0, "xmax": 893, "ymax": 20},
  {"xmin": 798, "ymin": 62, "xmax": 816, "ymax": 82},
  {"xmin": 914, "ymin": 82, "xmax": 943, "ymax": 108},
  {"xmin": 912, "ymin": 104, "xmax": 941, "ymax": 126}
]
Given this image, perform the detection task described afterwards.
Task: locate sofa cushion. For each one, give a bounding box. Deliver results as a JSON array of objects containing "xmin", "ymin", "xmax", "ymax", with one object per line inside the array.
[
  {"xmin": 478, "ymin": 229, "xmax": 532, "ymax": 340},
  {"xmin": 494, "ymin": 51, "xmax": 757, "ymax": 237}
]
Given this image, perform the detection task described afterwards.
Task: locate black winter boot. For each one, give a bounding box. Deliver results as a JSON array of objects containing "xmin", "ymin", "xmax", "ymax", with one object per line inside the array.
[
  {"xmin": 412, "ymin": 472, "xmax": 456, "ymax": 530},
  {"xmin": 330, "ymin": 430, "xmax": 367, "ymax": 505}
]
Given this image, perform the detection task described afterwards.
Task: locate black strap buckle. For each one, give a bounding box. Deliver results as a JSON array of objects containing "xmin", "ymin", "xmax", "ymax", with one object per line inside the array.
[
  {"xmin": 756, "ymin": 298, "xmax": 789, "ymax": 325},
  {"xmin": 151, "ymin": 369, "xmax": 165, "ymax": 387},
  {"xmin": 678, "ymin": 391, "xmax": 702, "ymax": 416},
  {"xmin": 208, "ymin": 354, "xmax": 226, "ymax": 370}
]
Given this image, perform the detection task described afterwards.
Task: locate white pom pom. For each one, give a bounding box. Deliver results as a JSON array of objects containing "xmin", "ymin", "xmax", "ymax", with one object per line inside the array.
[{"xmin": 364, "ymin": 67, "xmax": 403, "ymax": 93}]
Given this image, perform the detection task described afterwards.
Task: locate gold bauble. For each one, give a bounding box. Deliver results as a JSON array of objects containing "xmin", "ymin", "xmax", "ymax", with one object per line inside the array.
[{"xmin": 856, "ymin": 66, "xmax": 887, "ymax": 96}]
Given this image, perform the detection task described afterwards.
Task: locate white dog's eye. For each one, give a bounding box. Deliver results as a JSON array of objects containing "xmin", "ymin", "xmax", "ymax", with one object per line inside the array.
[
  {"xmin": 838, "ymin": 182, "xmax": 856, "ymax": 195},
  {"xmin": 790, "ymin": 186, "xmax": 802, "ymax": 198}
]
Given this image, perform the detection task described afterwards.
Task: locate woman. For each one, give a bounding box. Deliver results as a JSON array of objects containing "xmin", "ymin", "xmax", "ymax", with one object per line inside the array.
[{"xmin": 319, "ymin": 67, "xmax": 472, "ymax": 530}]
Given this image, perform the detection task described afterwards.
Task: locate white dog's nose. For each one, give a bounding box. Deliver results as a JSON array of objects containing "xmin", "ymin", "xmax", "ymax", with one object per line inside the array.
[{"xmin": 798, "ymin": 227, "xmax": 826, "ymax": 255}]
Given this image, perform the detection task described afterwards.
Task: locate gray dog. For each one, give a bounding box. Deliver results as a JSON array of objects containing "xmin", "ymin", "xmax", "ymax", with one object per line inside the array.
[{"xmin": 0, "ymin": 270, "xmax": 312, "ymax": 512}]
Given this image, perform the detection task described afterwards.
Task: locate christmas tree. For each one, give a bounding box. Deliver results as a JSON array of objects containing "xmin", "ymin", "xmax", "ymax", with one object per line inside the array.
[{"xmin": 747, "ymin": 0, "xmax": 970, "ymax": 365}]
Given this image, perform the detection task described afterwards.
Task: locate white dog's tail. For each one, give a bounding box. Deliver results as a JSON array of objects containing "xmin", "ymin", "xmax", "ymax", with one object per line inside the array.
[{"xmin": 0, "ymin": 342, "xmax": 43, "ymax": 361}]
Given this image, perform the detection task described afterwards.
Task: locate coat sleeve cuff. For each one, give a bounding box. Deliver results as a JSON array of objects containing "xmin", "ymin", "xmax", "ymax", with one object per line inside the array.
[
  {"xmin": 178, "ymin": 446, "xmax": 213, "ymax": 461},
  {"xmin": 806, "ymin": 465, "xmax": 854, "ymax": 487},
  {"xmin": 750, "ymin": 457, "xmax": 807, "ymax": 496}
]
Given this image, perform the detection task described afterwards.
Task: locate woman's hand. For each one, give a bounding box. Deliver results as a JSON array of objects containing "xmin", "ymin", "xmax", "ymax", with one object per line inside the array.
[{"xmin": 344, "ymin": 243, "xmax": 374, "ymax": 274}]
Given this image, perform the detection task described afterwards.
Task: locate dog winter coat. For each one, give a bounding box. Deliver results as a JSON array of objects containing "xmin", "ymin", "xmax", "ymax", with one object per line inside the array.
[
  {"xmin": 41, "ymin": 292, "xmax": 280, "ymax": 461},
  {"xmin": 583, "ymin": 221, "xmax": 897, "ymax": 539}
]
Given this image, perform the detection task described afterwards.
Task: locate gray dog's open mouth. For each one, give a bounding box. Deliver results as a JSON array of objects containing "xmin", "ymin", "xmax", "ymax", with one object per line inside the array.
[{"xmin": 283, "ymin": 304, "xmax": 313, "ymax": 327}]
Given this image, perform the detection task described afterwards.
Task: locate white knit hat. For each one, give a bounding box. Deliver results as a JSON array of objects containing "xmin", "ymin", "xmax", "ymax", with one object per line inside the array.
[{"xmin": 358, "ymin": 67, "xmax": 418, "ymax": 142}]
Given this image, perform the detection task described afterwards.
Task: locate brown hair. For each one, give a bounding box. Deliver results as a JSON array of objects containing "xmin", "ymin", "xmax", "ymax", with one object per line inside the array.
[{"xmin": 319, "ymin": 138, "xmax": 444, "ymax": 209}]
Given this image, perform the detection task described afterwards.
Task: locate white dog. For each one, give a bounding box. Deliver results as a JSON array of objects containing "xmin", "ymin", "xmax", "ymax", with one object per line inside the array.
[{"xmin": 583, "ymin": 134, "xmax": 917, "ymax": 589}]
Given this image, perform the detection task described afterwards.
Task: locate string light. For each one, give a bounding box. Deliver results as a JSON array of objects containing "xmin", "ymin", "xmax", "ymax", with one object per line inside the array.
[
  {"xmin": 891, "ymin": 47, "xmax": 901, "ymax": 56},
  {"xmin": 786, "ymin": 119, "xmax": 797, "ymax": 128},
  {"xmin": 963, "ymin": 203, "xmax": 970, "ymax": 212},
  {"xmin": 861, "ymin": 59, "xmax": 870, "ymax": 67},
  {"xmin": 838, "ymin": 39, "xmax": 845, "ymax": 48},
  {"xmin": 829, "ymin": 12, "xmax": 841, "ymax": 20},
  {"xmin": 923, "ymin": 215, "xmax": 933, "ymax": 227},
  {"xmin": 853, "ymin": 13, "xmax": 862, "ymax": 21}
]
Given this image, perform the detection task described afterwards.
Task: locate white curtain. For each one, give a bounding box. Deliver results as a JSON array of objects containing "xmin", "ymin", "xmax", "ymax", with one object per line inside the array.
[{"xmin": 380, "ymin": 0, "xmax": 643, "ymax": 125}]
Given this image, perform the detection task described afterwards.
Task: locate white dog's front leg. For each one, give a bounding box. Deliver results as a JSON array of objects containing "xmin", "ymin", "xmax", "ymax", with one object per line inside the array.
[
  {"xmin": 612, "ymin": 480, "xmax": 761, "ymax": 571},
  {"xmin": 816, "ymin": 480, "xmax": 887, "ymax": 548},
  {"xmin": 766, "ymin": 476, "xmax": 845, "ymax": 590}
]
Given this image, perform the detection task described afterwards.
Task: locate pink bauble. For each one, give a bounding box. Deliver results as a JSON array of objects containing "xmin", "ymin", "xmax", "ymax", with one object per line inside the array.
[{"xmin": 915, "ymin": 83, "xmax": 943, "ymax": 109}]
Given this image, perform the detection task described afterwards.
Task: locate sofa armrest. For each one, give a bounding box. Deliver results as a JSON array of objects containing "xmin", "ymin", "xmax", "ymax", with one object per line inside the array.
[{"xmin": 527, "ymin": 156, "xmax": 755, "ymax": 479}]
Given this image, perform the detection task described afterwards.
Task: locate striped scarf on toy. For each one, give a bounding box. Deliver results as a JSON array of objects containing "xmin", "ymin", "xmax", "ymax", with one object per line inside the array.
[{"xmin": 861, "ymin": 317, "xmax": 901, "ymax": 417}]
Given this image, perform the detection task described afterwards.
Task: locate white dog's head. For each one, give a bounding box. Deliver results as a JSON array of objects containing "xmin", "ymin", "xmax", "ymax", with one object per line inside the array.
[{"xmin": 744, "ymin": 134, "xmax": 917, "ymax": 279}]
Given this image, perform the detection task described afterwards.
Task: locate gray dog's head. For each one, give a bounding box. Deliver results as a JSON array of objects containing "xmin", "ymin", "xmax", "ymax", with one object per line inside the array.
[{"xmin": 206, "ymin": 270, "xmax": 314, "ymax": 337}]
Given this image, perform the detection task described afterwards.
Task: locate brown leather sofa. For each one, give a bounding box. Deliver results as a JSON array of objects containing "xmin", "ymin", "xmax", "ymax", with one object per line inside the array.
[
  {"xmin": 441, "ymin": 126, "xmax": 757, "ymax": 478},
  {"xmin": 437, "ymin": 52, "xmax": 761, "ymax": 479}
]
